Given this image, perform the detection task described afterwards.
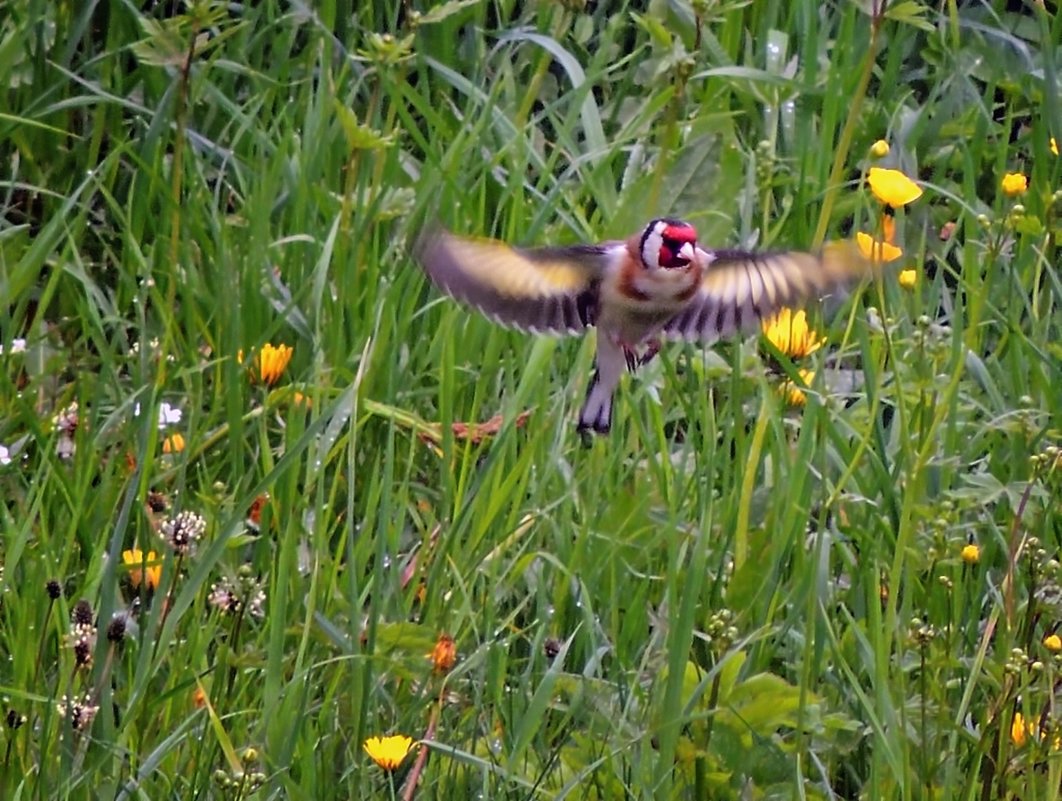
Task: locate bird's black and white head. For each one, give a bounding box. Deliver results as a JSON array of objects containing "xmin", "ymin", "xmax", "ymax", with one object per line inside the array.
[{"xmin": 638, "ymin": 218, "xmax": 699, "ymax": 271}]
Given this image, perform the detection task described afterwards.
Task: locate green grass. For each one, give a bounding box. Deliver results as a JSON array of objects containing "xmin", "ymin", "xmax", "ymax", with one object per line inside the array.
[{"xmin": 1, "ymin": 0, "xmax": 1060, "ymax": 798}]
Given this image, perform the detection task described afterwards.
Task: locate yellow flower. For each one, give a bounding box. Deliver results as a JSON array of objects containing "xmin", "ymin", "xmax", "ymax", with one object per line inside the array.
[
  {"xmin": 855, "ymin": 232, "xmax": 904, "ymax": 263},
  {"xmin": 761, "ymin": 309, "xmax": 824, "ymax": 359},
  {"xmin": 960, "ymin": 543, "xmax": 980, "ymax": 565},
  {"xmin": 898, "ymin": 269, "xmax": 917, "ymax": 290},
  {"xmin": 870, "ymin": 139, "xmax": 890, "ymax": 158},
  {"xmin": 1010, "ymin": 710, "xmax": 1061, "ymax": 750},
  {"xmin": 1044, "ymin": 634, "xmax": 1062, "ymax": 653},
  {"xmin": 1012, "ymin": 712, "xmax": 1029, "ymax": 747},
  {"xmin": 867, "ymin": 167, "xmax": 923, "ymax": 206},
  {"xmin": 781, "ymin": 369, "xmax": 816, "ymax": 407},
  {"xmin": 1051, "ymin": 138, "xmax": 1059, "ymax": 157},
  {"xmin": 429, "ymin": 633, "xmax": 457, "ymax": 674},
  {"xmin": 245, "ymin": 343, "xmax": 293, "ymax": 386},
  {"xmin": 1001, "ymin": 172, "xmax": 1027, "ymax": 197},
  {"xmin": 363, "ymin": 735, "xmax": 415, "ymax": 771},
  {"xmin": 162, "ymin": 433, "xmax": 185, "ymax": 453},
  {"xmin": 122, "ymin": 548, "xmax": 162, "ymax": 591}
]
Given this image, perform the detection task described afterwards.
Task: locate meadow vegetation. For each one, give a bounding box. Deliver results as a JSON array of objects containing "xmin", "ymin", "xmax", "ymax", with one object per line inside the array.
[{"xmin": 1, "ymin": 0, "xmax": 1060, "ymax": 798}]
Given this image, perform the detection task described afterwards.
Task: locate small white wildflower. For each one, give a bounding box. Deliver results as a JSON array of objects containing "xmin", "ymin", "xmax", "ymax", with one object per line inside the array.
[
  {"xmin": 158, "ymin": 402, "xmax": 182, "ymax": 427},
  {"xmin": 133, "ymin": 402, "xmax": 183, "ymax": 429},
  {"xmin": 0, "ymin": 338, "xmax": 27, "ymax": 355},
  {"xmin": 0, "ymin": 444, "xmax": 10, "ymax": 466}
]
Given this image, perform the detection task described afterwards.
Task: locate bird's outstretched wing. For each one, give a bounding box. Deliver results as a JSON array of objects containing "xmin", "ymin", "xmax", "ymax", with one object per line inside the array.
[
  {"xmin": 664, "ymin": 241, "xmax": 872, "ymax": 341},
  {"xmin": 413, "ymin": 228, "xmax": 612, "ymax": 334}
]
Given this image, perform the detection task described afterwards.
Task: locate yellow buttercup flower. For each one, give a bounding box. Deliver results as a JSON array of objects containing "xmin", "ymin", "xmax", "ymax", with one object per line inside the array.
[
  {"xmin": 856, "ymin": 232, "xmax": 903, "ymax": 263},
  {"xmin": 1044, "ymin": 633, "xmax": 1062, "ymax": 653},
  {"xmin": 122, "ymin": 548, "xmax": 162, "ymax": 590},
  {"xmin": 761, "ymin": 309, "xmax": 824, "ymax": 359},
  {"xmin": 898, "ymin": 269, "xmax": 917, "ymax": 290},
  {"xmin": 243, "ymin": 343, "xmax": 293, "ymax": 386},
  {"xmin": 781, "ymin": 369, "xmax": 816, "ymax": 407},
  {"xmin": 1001, "ymin": 172, "xmax": 1027, "ymax": 197},
  {"xmin": 867, "ymin": 167, "xmax": 923, "ymax": 206},
  {"xmin": 1051, "ymin": 138, "xmax": 1059, "ymax": 157},
  {"xmin": 870, "ymin": 139, "xmax": 890, "ymax": 158},
  {"xmin": 363, "ymin": 735, "xmax": 415, "ymax": 771},
  {"xmin": 960, "ymin": 543, "xmax": 980, "ymax": 565}
]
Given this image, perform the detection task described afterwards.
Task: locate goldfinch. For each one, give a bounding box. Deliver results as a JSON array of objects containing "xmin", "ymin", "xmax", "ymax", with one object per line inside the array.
[{"xmin": 414, "ymin": 219, "xmax": 869, "ymax": 433}]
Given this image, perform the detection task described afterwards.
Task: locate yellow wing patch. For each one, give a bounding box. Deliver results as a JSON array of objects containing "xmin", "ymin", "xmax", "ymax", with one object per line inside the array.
[{"xmin": 440, "ymin": 236, "xmax": 592, "ymax": 298}]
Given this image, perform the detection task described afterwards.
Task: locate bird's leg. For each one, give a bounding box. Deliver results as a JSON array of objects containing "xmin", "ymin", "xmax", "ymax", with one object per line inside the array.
[
  {"xmin": 637, "ymin": 337, "xmax": 661, "ymax": 367},
  {"xmin": 623, "ymin": 346, "xmax": 638, "ymax": 373}
]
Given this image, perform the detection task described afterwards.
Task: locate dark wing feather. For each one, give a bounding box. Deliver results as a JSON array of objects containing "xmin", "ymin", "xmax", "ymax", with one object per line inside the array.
[
  {"xmin": 664, "ymin": 241, "xmax": 872, "ymax": 341},
  {"xmin": 413, "ymin": 228, "xmax": 609, "ymax": 334}
]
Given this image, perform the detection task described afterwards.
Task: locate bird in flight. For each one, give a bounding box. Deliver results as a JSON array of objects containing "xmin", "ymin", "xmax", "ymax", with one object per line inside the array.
[{"xmin": 414, "ymin": 218, "xmax": 871, "ymax": 434}]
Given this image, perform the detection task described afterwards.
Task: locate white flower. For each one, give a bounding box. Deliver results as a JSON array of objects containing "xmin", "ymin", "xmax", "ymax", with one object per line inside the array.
[
  {"xmin": 158, "ymin": 402, "xmax": 182, "ymax": 427},
  {"xmin": 0, "ymin": 444, "xmax": 11, "ymax": 465},
  {"xmin": 133, "ymin": 402, "xmax": 183, "ymax": 429},
  {"xmin": 0, "ymin": 338, "xmax": 27, "ymax": 355}
]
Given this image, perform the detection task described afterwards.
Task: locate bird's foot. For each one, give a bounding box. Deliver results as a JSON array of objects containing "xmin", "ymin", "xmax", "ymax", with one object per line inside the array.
[{"xmin": 638, "ymin": 338, "xmax": 661, "ymax": 367}]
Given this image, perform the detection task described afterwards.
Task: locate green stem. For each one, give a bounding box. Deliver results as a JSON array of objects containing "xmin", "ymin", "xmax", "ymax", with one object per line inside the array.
[{"xmin": 812, "ymin": 7, "xmax": 886, "ymax": 246}]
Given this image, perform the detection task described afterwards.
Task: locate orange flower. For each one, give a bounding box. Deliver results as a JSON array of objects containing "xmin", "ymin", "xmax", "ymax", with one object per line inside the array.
[
  {"xmin": 430, "ymin": 633, "xmax": 457, "ymax": 674},
  {"xmin": 122, "ymin": 548, "xmax": 162, "ymax": 591},
  {"xmin": 246, "ymin": 493, "xmax": 270, "ymax": 530},
  {"xmin": 192, "ymin": 687, "xmax": 208, "ymax": 708},
  {"xmin": 162, "ymin": 433, "xmax": 185, "ymax": 453},
  {"xmin": 242, "ymin": 344, "xmax": 293, "ymax": 386}
]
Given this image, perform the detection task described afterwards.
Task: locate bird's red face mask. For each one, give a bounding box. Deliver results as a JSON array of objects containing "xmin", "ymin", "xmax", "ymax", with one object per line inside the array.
[{"xmin": 642, "ymin": 220, "xmax": 699, "ymax": 270}]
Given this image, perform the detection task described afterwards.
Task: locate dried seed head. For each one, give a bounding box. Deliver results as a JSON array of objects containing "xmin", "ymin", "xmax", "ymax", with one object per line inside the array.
[{"xmin": 72, "ymin": 599, "xmax": 94, "ymax": 627}]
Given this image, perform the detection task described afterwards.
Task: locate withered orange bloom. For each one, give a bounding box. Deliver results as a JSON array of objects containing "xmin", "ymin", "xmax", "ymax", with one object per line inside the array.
[{"xmin": 430, "ymin": 633, "xmax": 457, "ymax": 674}]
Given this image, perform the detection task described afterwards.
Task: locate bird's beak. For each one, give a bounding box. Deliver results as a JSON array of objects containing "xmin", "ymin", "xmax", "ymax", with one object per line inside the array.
[{"xmin": 678, "ymin": 242, "xmax": 695, "ymax": 263}]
